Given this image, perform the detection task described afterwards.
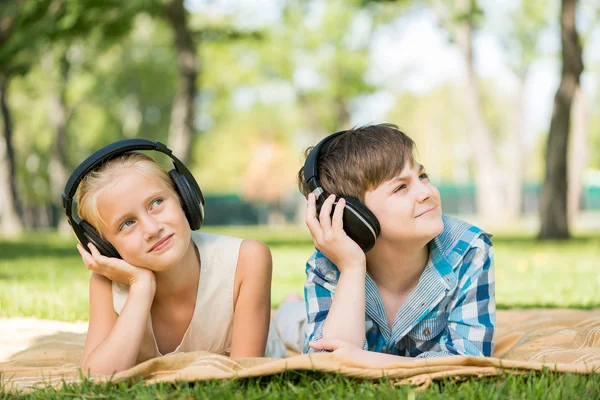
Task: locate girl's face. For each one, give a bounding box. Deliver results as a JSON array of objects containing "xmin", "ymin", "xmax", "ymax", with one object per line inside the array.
[{"xmin": 96, "ymin": 168, "xmax": 192, "ymax": 271}]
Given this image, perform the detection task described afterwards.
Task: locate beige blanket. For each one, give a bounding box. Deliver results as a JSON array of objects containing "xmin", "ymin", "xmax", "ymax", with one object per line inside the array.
[{"xmin": 2, "ymin": 309, "xmax": 599, "ymax": 393}]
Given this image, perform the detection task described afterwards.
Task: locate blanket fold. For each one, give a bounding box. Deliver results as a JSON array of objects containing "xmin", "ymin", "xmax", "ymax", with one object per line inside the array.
[{"xmin": 2, "ymin": 309, "xmax": 599, "ymax": 393}]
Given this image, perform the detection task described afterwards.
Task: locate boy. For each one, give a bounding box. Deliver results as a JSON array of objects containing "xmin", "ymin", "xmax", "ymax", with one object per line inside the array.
[{"xmin": 297, "ymin": 124, "xmax": 495, "ymax": 364}]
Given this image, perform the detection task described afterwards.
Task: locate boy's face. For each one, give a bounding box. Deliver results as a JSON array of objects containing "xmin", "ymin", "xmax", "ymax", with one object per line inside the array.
[
  {"xmin": 96, "ymin": 168, "xmax": 192, "ymax": 271},
  {"xmin": 364, "ymin": 162, "xmax": 443, "ymax": 245}
]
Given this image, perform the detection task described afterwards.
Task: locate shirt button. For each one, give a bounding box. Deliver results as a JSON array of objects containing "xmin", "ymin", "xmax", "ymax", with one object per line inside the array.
[{"xmin": 423, "ymin": 328, "xmax": 431, "ymax": 336}]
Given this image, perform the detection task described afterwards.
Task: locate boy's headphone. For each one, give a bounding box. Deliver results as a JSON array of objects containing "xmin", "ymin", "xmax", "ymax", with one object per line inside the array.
[
  {"xmin": 62, "ymin": 139, "xmax": 205, "ymax": 259},
  {"xmin": 303, "ymin": 130, "xmax": 381, "ymax": 253}
]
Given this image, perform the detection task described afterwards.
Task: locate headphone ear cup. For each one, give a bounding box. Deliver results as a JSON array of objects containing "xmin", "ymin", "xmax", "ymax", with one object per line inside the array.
[
  {"xmin": 340, "ymin": 196, "xmax": 381, "ymax": 253},
  {"xmin": 79, "ymin": 220, "xmax": 121, "ymax": 259},
  {"xmin": 169, "ymin": 170, "xmax": 203, "ymax": 230}
]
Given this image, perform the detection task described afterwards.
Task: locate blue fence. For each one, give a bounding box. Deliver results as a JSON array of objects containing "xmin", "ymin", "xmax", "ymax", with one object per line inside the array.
[{"xmin": 201, "ymin": 183, "xmax": 600, "ymax": 225}]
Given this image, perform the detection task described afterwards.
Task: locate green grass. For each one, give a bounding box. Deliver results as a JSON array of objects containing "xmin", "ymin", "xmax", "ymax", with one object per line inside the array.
[
  {"xmin": 4, "ymin": 369, "xmax": 600, "ymax": 399},
  {"xmin": 1, "ymin": 226, "xmax": 599, "ymax": 321},
  {"xmin": 2, "ymin": 227, "xmax": 600, "ymax": 398}
]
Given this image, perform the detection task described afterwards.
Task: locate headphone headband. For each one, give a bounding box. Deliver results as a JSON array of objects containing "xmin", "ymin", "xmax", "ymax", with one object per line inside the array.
[
  {"xmin": 62, "ymin": 139, "xmax": 204, "ymax": 222},
  {"xmin": 303, "ymin": 130, "xmax": 347, "ymax": 187}
]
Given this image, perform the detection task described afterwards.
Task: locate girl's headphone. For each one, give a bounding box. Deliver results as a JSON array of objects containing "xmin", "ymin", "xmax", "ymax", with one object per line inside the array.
[
  {"xmin": 303, "ymin": 131, "xmax": 381, "ymax": 253},
  {"xmin": 62, "ymin": 139, "xmax": 205, "ymax": 259}
]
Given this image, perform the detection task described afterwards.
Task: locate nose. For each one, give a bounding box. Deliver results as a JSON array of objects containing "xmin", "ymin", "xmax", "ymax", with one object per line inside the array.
[
  {"xmin": 141, "ymin": 214, "xmax": 162, "ymax": 240},
  {"xmin": 415, "ymin": 179, "xmax": 434, "ymax": 203}
]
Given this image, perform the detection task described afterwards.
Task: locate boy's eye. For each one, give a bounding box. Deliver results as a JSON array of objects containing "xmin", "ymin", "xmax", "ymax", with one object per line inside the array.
[
  {"xmin": 419, "ymin": 173, "xmax": 429, "ymax": 181},
  {"xmin": 394, "ymin": 184, "xmax": 407, "ymax": 193}
]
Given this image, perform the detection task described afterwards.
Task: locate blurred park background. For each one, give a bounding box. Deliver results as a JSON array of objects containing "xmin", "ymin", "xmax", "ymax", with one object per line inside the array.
[{"xmin": 1, "ymin": 0, "xmax": 600, "ymax": 320}]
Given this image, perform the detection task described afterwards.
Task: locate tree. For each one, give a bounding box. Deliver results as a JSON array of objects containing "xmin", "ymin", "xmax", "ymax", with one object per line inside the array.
[
  {"xmin": 0, "ymin": 0, "xmax": 43, "ymax": 236},
  {"xmin": 0, "ymin": 72, "xmax": 22, "ymax": 236},
  {"xmin": 500, "ymin": 0, "xmax": 553, "ymax": 222},
  {"xmin": 1, "ymin": 0, "xmax": 162, "ymax": 235},
  {"xmin": 372, "ymin": 0, "xmax": 508, "ymax": 224},
  {"xmin": 444, "ymin": 0, "xmax": 506, "ymax": 225},
  {"xmin": 538, "ymin": 0, "xmax": 583, "ymax": 239},
  {"xmin": 164, "ymin": 0, "xmax": 197, "ymax": 164}
]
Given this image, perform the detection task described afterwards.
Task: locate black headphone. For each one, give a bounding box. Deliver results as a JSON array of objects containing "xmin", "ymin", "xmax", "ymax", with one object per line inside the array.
[
  {"xmin": 62, "ymin": 139, "xmax": 205, "ymax": 259},
  {"xmin": 303, "ymin": 130, "xmax": 381, "ymax": 253}
]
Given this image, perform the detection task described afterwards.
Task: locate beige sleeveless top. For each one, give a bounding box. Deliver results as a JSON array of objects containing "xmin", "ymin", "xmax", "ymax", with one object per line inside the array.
[{"xmin": 111, "ymin": 231, "xmax": 285, "ymax": 363}]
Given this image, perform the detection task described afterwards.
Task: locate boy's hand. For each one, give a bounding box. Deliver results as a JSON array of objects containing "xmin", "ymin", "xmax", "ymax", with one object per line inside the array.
[
  {"xmin": 305, "ymin": 193, "xmax": 366, "ymax": 271},
  {"xmin": 77, "ymin": 243, "xmax": 155, "ymax": 288},
  {"xmin": 309, "ymin": 339, "xmax": 364, "ymax": 359}
]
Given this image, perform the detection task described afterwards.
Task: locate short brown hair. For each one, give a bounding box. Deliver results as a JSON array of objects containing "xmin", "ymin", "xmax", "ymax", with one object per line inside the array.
[{"xmin": 297, "ymin": 124, "xmax": 416, "ymax": 202}]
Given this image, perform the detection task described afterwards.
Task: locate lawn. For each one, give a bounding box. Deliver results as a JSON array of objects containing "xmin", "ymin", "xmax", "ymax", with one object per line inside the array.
[{"xmin": 1, "ymin": 225, "xmax": 599, "ymax": 398}]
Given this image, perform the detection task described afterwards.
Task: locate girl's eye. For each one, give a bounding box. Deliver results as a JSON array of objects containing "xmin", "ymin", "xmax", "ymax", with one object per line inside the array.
[
  {"xmin": 151, "ymin": 198, "xmax": 163, "ymax": 208},
  {"xmin": 119, "ymin": 220, "xmax": 134, "ymax": 231},
  {"xmin": 419, "ymin": 173, "xmax": 429, "ymax": 181}
]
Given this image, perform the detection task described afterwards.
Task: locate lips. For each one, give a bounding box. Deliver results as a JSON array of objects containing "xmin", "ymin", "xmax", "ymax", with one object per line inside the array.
[
  {"xmin": 148, "ymin": 234, "xmax": 174, "ymax": 252},
  {"xmin": 416, "ymin": 206, "xmax": 436, "ymax": 218}
]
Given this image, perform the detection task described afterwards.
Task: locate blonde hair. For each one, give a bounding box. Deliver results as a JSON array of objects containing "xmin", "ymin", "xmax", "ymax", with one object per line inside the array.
[{"xmin": 77, "ymin": 152, "xmax": 177, "ymax": 237}]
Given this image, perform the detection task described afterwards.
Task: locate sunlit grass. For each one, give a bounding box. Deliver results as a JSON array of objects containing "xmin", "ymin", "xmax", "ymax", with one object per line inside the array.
[
  {"xmin": 1, "ymin": 227, "xmax": 599, "ymax": 321},
  {"xmin": 6, "ymin": 369, "xmax": 600, "ymax": 399},
  {"xmin": 2, "ymin": 228, "xmax": 600, "ymax": 398}
]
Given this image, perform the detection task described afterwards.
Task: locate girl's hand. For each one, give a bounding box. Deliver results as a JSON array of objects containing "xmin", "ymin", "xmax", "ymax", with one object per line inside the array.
[
  {"xmin": 305, "ymin": 193, "xmax": 366, "ymax": 271},
  {"xmin": 77, "ymin": 243, "xmax": 155, "ymax": 287}
]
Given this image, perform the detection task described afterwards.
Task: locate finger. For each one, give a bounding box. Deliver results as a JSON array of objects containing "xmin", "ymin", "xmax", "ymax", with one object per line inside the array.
[
  {"xmin": 308, "ymin": 339, "xmax": 342, "ymax": 351},
  {"xmin": 319, "ymin": 194, "xmax": 336, "ymax": 233},
  {"xmin": 305, "ymin": 193, "xmax": 322, "ymax": 242},
  {"xmin": 87, "ymin": 242, "xmax": 103, "ymax": 260},
  {"xmin": 87, "ymin": 243, "xmax": 113, "ymax": 268},
  {"xmin": 331, "ymin": 197, "xmax": 345, "ymax": 232},
  {"xmin": 77, "ymin": 244, "xmax": 97, "ymax": 270}
]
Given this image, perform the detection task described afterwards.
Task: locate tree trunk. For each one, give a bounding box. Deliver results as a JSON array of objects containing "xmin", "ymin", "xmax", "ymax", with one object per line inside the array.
[
  {"xmin": 334, "ymin": 94, "xmax": 351, "ymax": 130},
  {"xmin": 538, "ymin": 0, "xmax": 583, "ymax": 239},
  {"xmin": 454, "ymin": 0, "xmax": 505, "ymax": 225},
  {"xmin": 505, "ymin": 75, "xmax": 526, "ymax": 222},
  {"xmin": 0, "ymin": 73, "xmax": 23, "ymax": 236},
  {"xmin": 43, "ymin": 51, "xmax": 72, "ymax": 235},
  {"xmin": 164, "ymin": 0, "xmax": 197, "ymax": 164},
  {"xmin": 567, "ymin": 85, "xmax": 587, "ymax": 226}
]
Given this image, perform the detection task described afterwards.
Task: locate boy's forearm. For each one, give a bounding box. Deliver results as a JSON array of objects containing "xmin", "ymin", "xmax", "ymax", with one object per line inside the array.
[
  {"xmin": 82, "ymin": 281, "xmax": 154, "ymax": 375},
  {"xmin": 322, "ymin": 264, "xmax": 366, "ymax": 348}
]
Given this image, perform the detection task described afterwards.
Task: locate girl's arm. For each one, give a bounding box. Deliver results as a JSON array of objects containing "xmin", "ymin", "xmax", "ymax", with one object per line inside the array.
[
  {"xmin": 80, "ymin": 272, "xmax": 155, "ymax": 375},
  {"xmin": 79, "ymin": 244, "xmax": 156, "ymax": 375},
  {"xmin": 229, "ymin": 240, "xmax": 272, "ymax": 358}
]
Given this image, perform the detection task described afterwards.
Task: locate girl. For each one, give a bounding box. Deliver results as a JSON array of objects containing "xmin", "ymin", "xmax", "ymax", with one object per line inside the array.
[{"xmin": 67, "ymin": 141, "xmax": 285, "ymax": 375}]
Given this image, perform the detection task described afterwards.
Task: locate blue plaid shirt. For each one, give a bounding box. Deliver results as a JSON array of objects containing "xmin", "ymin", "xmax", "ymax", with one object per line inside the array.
[{"xmin": 303, "ymin": 215, "xmax": 495, "ymax": 358}]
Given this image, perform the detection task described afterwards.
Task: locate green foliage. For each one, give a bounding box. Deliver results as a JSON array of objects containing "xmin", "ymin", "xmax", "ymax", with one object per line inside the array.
[
  {"xmin": 502, "ymin": 0, "xmax": 555, "ymax": 76},
  {"xmin": 0, "ymin": 0, "xmax": 157, "ymax": 70},
  {"xmin": 1, "ymin": 0, "xmax": 599, "ymax": 222}
]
